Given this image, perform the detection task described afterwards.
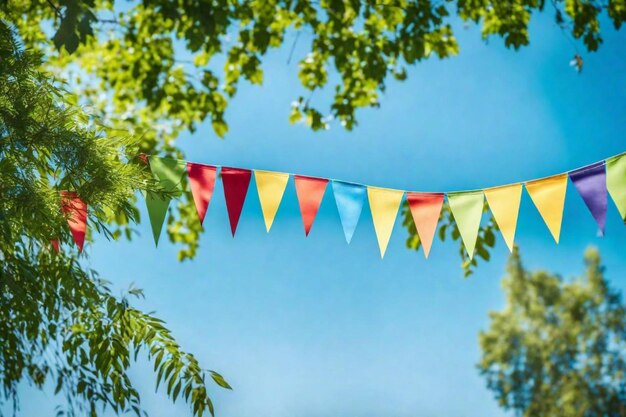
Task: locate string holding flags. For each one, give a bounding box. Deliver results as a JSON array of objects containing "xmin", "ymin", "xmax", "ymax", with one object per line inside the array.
[{"xmin": 142, "ymin": 152, "xmax": 626, "ymax": 258}]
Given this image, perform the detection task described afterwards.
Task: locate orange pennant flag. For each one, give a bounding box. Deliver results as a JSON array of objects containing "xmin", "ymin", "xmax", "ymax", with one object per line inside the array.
[
  {"xmin": 60, "ymin": 191, "xmax": 88, "ymax": 252},
  {"xmin": 406, "ymin": 192, "xmax": 444, "ymax": 258},
  {"xmin": 294, "ymin": 175, "xmax": 328, "ymax": 236},
  {"xmin": 525, "ymin": 174, "xmax": 568, "ymax": 243}
]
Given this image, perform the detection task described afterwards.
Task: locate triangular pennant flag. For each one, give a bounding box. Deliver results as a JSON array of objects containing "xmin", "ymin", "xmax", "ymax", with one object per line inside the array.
[
  {"xmin": 50, "ymin": 239, "xmax": 60, "ymax": 253},
  {"xmin": 145, "ymin": 156, "xmax": 186, "ymax": 245},
  {"xmin": 222, "ymin": 167, "xmax": 252, "ymax": 236},
  {"xmin": 60, "ymin": 191, "xmax": 88, "ymax": 252},
  {"xmin": 186, "ymin": 162, "xmax": 217, "ymax": 225},
  {"xmin": 448, "ymin": 191, "xmax": 484, "ymax": 259},
  {"xmin": 294, "ymin": 175, "xmax": 328, "ymax": 236},
  {"xmin": 255, "ymin": 170, "xmax": 289, "ymax": 232},
  {"xmin": 145, "ymin": 191, "xmax": 170, "ymax": 246},
  {"xmin": 367, "ymin": 187, "xmax": 404, "ymax": 258},
  {"xmin": 570, "ymin": 162, "xmax": 608, "ymax": 235},
  {"xmin": 484, "ymin": 184, "xmax": 522, "ymax": 252},
  {"xmin": 332, "ymin": 180, "xmax": 366, "ymax": 243},
  {"xmin": 525, "ymin": 174, "xmax": 568, "ymax": 243},
  {"xmin": 406, "ymin": 192, "xmax": 444, "ymax": 258},
  {"xmin": 607, "ymin": 153, "xmax": 626, "ymax": 222},
  {"xmin": 149, "ymin": 156, "xmax": 186, "ymax": 194}
]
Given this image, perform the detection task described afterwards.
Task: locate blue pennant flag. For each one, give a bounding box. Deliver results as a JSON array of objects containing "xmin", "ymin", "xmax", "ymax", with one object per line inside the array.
[{"xmin": 332, "ymin": 180, "xmax": 366, "ymax": 243}]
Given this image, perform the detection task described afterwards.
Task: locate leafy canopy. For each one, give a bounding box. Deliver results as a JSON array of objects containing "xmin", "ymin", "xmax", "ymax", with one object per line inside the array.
[
  {"xmin": 4, "ymin": 0, "xmax": 624, "ymax": 268},
  {"xmin": 0, "ymin": 22, "xmax": 229, "ymax": 417},
  {"xmin": 479, "ymin": 247, "xmax": 626, "ymax": 416}
]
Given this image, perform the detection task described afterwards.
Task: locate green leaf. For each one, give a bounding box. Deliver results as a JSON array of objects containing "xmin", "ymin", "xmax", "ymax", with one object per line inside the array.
[{"xmin": 209, "ymin": 371, "xmax": 232, "ymax": 389}]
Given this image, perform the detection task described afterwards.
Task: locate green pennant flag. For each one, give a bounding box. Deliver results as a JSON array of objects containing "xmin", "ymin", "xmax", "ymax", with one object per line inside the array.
[
  {"xmin": 607, "ymin": 153, "xmax": 626, "ymax": 222},
  {"xmin": 149, "ymin": 156, "xmax": 186, "ymax": 195},
  {"xmin": 146, "ymin": 191, "xmax": 170, "ymax": 246},
  {"xmin": 448, "ymin": 191, "xmax": 484, "ymax": 259},
  {"xmin": 146, "ymin": 156, "xmax": 186, "ymax": 246}
]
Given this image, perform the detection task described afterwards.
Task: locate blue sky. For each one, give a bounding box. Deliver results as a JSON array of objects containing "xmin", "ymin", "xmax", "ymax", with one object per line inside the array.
[{"xmin": 18, "ymin": 10, "xmax": 626, "ymax": 417}]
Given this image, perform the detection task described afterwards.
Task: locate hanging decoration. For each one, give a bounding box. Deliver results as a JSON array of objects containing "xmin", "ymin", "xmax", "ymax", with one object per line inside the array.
[
  {"xmin": 570, "ymin": 162, "xmax": 608, "ymax": 236},
  {"xmin": 60, "ymin": 191, "xmax": 88, "ymax": 252},
  {"xmin": 294, "ymin": 175, "xmax": 328, "ymax": 236},
  {"xmin": 607, "ymin": 154, "xmax": 626, "ymax": 221},
  {"xmin": 406, "ymin": 192, "xmax": 444, "ymax": 258},
  {"xmin": 141, "ymin": 152, "xmax": 626, "ymax": 258},
  {"xmin": 484, "ymin": 184, "xmax": 522, "ymax": 252},
  {"xmin": 525, "ymin": 173, "xmax": 568, "ymax": 243},
  {"xmin": 187, "ymin": 162, "xmax": 216, "ymax": 225},
  {"xmin": 448, "ymin": 191, "xmax": 484, "ymax": 258},
  {"xmin": 367, "ymin": 187, "xmax": 404, "ymax": 258},
  {"xmin": 221, "ymin": 167, "xmax": 252, "ymax": 236},
  {"xmin": 255, "ymin": 170, "xmax": 289, "ymax": 232},
  {"xmin": 146, "ymin": 156, "xmax": 186, "ymax": 245},
  {"xmin": 332, "ymin": 181, "xmax": 367, "ymax": 244}
]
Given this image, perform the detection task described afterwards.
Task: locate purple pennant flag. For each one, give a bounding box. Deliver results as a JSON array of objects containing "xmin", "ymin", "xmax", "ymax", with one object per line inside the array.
[{"xmin": 569, "ymin": 161, "xmax": 608, "ymax": 236}]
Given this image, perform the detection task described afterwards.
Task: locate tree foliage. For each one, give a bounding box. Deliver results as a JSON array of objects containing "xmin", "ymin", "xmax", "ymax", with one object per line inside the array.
[
  {"xmin": 479, "ymin": 247, "xmax": 626, "ymax": 416},
  {"xmin": 0, "ymin": 22, "xmax": 228, "ymax": 417},
  {"xmin": 1, "ymin": 0, "xmax": 624, "ymax": 269}
]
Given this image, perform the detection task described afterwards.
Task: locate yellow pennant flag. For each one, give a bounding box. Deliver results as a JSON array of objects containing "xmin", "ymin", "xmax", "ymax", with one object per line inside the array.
[
  {"xmin": 484, "ymin": 184, "xmax": 522, "ymax": 252},
  {"xmin": 525, "ymin": 174, "xmax": 568, "ymax": 243},
  {"xmin": 255, "ymin": 170, "xmax": 289, "ymax": 232},
  {"xmin": 367, "ymin": 187, "xmax": 404, "ymax": 258}
]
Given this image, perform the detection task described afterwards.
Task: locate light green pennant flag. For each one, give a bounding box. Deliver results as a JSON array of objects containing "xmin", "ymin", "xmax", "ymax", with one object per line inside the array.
[
  {"xmin": 146, "ymin": 156, "xmax": 186, "ymax": 246},
  {"xmin": 448, "ymin": 191, "xmax": 484, "ymax": 259},
  {"xmin": 607, "ymin": 153, "xmax": 626, "ymax": 222}
]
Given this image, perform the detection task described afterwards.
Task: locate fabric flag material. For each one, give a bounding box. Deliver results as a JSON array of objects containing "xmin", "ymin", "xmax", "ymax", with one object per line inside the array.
[
  {"xmin": 367, "ymin": 187, "xmax": 404, "ymax": 258},
  {"xmin": 146, "ymin": 156, "xmax": 186, "ymax": 246},
  {"xmin": 60, "ymin": 191, "xmax": 88, "ymax": 252},
  {"xmin": 222, "ymin": 167, "xmax": 252, "ymax": 236},
  {"xmin": 570, "ymin": 162, "xmax": 608, "ymax": 235},
  {"xmin": 484, "ymin": 184, "xmax": 522, "ymax": 252},
  {"xmin": 186, "ymin": 162, "xmax": 217, "ymax": 225},
  {"xmin": 149, "ymin": 156, "xmax": 186, "ymax": 194},
  {"xmin": 606, "ymin": 153, "xmax": 626, "ymax": 222},
  {"xmin": 448, "ymin": 191, "xmax": 484, "ymax": 259},
  {"xmin": 525, "ymin": 174, "xmax": 568, "ymax": 243},
  {"xmin": 294, "ymin": 175, "xmax": 328, "ymax": 236},
  {"xmin": 406, "ymin": 192, "xmax": 444, "ymax": 258},
  {"xmin": 255, "ymin": 170, "xmax": 289, "ymax": 232},
  {"xmin": 332, "ymin": 181, "xmax": 367, "ymax": 243},
  {"xmin": 145, "ymin": 191, "xmax": 170, "ymax": 245}
]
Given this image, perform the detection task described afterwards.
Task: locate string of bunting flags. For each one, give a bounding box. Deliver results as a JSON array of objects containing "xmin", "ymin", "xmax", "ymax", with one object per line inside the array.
[{"xmin": 53, "ymin": 152, "xmax": 626, "ymax": 258}]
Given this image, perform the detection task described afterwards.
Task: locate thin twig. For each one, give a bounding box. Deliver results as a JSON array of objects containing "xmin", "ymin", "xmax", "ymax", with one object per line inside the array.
[
  {"xmin": 287, "ymin": 30, "xmax": 301, "ymax": 64},
  {"xmin": 46, "ymin": 0, "xmax": 62, "ymax": 18}
]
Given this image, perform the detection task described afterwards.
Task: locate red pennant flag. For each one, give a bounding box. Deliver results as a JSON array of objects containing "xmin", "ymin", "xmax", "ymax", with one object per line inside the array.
[
  {"xmin": 221, "ymin": 167, "xmax": 252, "ymax": 236},
  {"xmin": 60, "ymin": 191, "xmax": 88, "ymax": 252},
  {"xmin": 407, "ymin": 192, "xmax": 444, "ymax": 258},
  {"xmin": 294, "ymin": 175, "xmax": 328, "ymax": 236},
  {"xmin": 50, "ymin": 239, "xmax": 60, "ymax": 253},
  {"xmin": 186, "ymin": 162, "xmax": 217, "ymax": 225}
]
